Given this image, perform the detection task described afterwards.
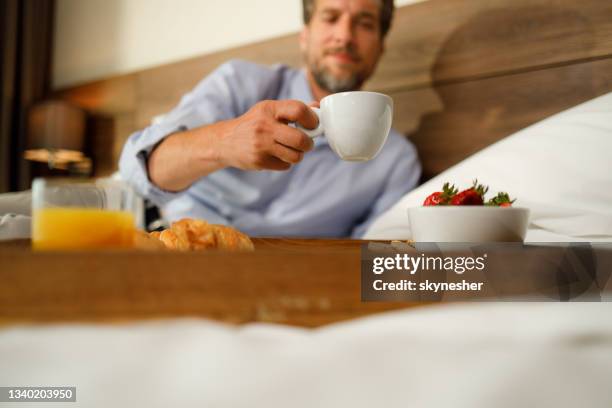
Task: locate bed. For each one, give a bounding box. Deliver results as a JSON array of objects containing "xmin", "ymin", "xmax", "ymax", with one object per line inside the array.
[{"xmin": 2, "ymin": 0, "xmax": 612, "ymax": 406}]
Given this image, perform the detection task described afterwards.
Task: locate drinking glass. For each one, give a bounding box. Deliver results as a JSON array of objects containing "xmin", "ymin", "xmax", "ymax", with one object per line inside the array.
[{"xmin": 31, "ymin": 178, "xmax": 139, "ymax": 250}]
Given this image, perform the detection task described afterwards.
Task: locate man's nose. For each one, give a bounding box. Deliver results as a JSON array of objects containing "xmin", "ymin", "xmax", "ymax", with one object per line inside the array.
[{"xmin": 332, "ymin": 15, "xmax": 354, "ymax": 45}]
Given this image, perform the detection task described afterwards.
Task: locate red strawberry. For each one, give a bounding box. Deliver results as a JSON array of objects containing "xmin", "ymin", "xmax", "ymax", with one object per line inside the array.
[
  {"xmin": 450, "ymin": 180, "xmax": 488, "ymax": 205},
  {"xmin": 486, "ymin": 192, "xmax": 515, "ymax": 207},
  {"xmin": 423, "ymin": 183, "xmax": 458, "ymax": 206},
  {"xmin": 424, "ymin": 192, "xmax": 444, "ymax": 206}
]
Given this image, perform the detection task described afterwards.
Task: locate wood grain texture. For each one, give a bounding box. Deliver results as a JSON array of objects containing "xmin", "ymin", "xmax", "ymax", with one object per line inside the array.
[
  {"xmin": 397, "ymin": 57, "xmax": 612, "ymax": 180},
  {"xmin": 368, "ymin": 0, "xmax": 612, "ymax": 92},
  {"xmin": 0, "ymin": 239, "xmax": 421, "ymax": 328}
]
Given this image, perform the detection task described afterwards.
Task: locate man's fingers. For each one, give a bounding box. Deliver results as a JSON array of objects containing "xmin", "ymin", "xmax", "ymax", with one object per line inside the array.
[
  {"xmin": 274, "ymin": 126, "xmax": 314, "ymax": 152},
  {"xmin": 259, "ymin": 155, "xmax": 292, "ymax": 171},
  {"xmin": 272, "ymin": 100, "xmax": 319, "ymax": 130},
  {"xmin": 271, "ymin": 143, "xmax": 304, "ymax": 165}
]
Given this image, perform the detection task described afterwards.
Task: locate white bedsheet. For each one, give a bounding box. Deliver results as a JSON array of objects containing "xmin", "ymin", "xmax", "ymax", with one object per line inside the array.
[
  {"xmin": 0, "ymin": 190, "xmax": 32, "ymax": 240},
  {"xmin": 1, "ymin": 303, "xmax": 611, "ymax": 407}
]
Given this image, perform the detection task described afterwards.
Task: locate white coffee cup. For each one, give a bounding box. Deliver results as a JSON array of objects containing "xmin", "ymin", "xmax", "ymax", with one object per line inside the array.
[{"xmin": 297, "ymin": 91, "xmax": 393, "ymax": 161}]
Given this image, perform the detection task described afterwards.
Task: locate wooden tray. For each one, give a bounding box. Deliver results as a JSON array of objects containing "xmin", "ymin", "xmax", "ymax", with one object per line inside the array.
[{"xmin": 0, "ymin": 239, "xmax": 421, "ymax": 328}]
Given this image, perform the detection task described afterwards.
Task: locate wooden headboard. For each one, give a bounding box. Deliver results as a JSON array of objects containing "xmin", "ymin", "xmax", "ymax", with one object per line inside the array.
[{"xmin": 57, "ymin": 0, "xmax": 612, "ymax": 180}]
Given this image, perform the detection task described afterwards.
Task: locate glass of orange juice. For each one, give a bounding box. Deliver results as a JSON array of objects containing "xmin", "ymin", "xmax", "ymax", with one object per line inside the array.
[{"xmin": 31, "ymin": 178, "xmax": 139, "ymax": 250}]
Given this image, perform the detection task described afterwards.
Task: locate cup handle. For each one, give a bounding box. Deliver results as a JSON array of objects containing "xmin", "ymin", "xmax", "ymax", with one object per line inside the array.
[{"xmin": 296, "ymin": 107, "xmax": 323, "ymax": 138}]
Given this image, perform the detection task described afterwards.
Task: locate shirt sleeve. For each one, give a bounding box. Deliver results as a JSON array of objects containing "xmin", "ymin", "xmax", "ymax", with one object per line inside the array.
[
  {"xmin": 118, "ymin": 59, "xmax": 287, "ymax": 206},
  {"xmin": 350, "ymin": 139, "xmax": 421, "ymax": 238}
]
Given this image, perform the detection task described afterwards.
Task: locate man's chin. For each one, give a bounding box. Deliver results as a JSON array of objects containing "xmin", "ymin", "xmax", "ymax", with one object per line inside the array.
[
  {"xmin": 322, "ymin": 77, "xmax": 362, "ymax": 93},
  {"xmin": 310, "ymin": 62, "xmax": 365, "ymax": 93},
  {"xmin": 324, "ymin": 66, "xmax": 359, "ymax": 82}
]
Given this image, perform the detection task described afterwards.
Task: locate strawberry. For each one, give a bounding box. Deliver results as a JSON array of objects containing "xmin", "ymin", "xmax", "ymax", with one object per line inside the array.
[
  {"xmin": 486, "ymin": 192, "xmax": 515, "ymax": 207},
  {"xmin": 423, "ymin": 182, "xmax": 458, "ymax": 206},
  {"xmin": 450, "ymin": 180, "xmax": 488, "ymax": 205}
]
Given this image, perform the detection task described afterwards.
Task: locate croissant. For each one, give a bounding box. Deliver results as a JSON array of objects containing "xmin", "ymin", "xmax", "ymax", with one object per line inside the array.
[
  {"xmin": 209, "ymin": 224, "xmax": 255, "ymax": 251},
  {"xmin": 146, "ymin": 218, "xmax": 254, "ymax": 251},
  {"xmin": 133, "ymin": 229, "xmax": 167, "ymax": 250}
]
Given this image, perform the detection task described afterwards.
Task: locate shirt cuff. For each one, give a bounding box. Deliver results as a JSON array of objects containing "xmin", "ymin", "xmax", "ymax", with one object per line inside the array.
[{"xmin": 119, "ymin": 122, "xmax": 188, "ymax": 207}]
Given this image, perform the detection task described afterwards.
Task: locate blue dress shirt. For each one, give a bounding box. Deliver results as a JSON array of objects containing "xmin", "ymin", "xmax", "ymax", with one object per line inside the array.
[{"xmin": 119, "ymin": 60, "xmax": 421, "ymax": 238}]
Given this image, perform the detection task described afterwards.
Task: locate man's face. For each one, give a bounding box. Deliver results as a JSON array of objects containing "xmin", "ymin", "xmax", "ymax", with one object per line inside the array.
[{"xmin": 301, "ymin": 0, "xmax": 384, "ymax": 94}]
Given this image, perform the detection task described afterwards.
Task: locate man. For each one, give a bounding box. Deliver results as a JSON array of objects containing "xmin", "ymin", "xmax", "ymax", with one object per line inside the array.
[{"xmin": 119, "ymin": 0, "xmax": 421, "ymax": 237}]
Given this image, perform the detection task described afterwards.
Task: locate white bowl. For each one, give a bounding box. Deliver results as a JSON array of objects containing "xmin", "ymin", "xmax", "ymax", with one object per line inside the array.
[{"xmin": 408, "ymin": 206, "xmax": 530, "ymax": 242}]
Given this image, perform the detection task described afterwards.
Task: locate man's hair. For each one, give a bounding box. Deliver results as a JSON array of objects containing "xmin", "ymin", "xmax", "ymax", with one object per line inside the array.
[{"xmin": 302, "ymin": 0, "xmax": 395, "ymax": 38}]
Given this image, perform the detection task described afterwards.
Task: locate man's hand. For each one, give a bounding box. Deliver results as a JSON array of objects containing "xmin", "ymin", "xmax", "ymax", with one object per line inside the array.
[
  {"xmin": 147, "ymin": 99, "xmax": 319, "ymax": 192},
  {"xmin": 217, "ymin": 100, "xmax": 318, "ymax": 171}
]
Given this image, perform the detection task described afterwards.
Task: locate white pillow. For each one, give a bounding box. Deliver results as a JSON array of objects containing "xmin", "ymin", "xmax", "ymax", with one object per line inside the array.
[{"xmin": 364, "ymin": 92, "xmax": 612, "ymax": 241}]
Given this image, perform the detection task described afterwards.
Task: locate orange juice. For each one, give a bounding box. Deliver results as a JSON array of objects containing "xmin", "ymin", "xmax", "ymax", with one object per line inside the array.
[{"xmin": 32, "ymin": 207, "xmax": 135, "ymax": 250}]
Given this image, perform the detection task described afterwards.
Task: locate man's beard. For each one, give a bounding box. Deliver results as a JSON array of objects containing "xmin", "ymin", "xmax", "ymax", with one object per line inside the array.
[
  {"xmin": 308, "ymin": 47, "xmax": 366, "ymax": 93},
  {"xmin": 311, "ymin": 65, "xmax": 364, "ymax": 94}
]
